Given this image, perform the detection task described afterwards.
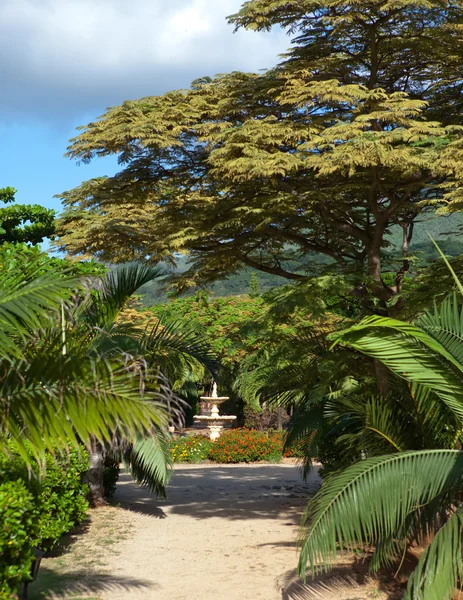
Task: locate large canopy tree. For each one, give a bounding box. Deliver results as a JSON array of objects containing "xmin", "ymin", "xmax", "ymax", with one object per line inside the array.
[{"xmin": 56, "ymin": 0, "xmax": 463, "ymax": 314}]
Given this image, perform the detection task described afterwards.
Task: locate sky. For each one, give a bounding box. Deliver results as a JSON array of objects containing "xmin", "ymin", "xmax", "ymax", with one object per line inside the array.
[{"xmin": 1, "ymin": 0, "xmax": 289, "ymax": 214}]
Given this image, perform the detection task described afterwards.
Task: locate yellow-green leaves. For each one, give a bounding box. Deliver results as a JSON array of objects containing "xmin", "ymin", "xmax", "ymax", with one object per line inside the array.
[{"xmin": 56, "ymin": 0, "xmax": 463, "ymax": 306}]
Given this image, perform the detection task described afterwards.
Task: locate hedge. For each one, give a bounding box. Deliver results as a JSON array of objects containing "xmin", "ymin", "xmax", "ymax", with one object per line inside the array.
[
  {"xmin": 0, "ymin": 445, "xmax": 89, "ymax": 599},
  {"xmin": 0, "ymin": 480, "xmax": 35, "ymax": 599}
]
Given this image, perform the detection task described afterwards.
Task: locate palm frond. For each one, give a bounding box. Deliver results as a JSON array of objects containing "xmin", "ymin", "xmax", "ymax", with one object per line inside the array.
[
  {"xmin": 0, "ymin": 270, "xmax": 83, "ymax": 358},
  {"xmin": 298, "ymin": 450, "xmax": 463, "ymax": 578},
  {"xmin": 0, "ymin": 353, "xmax": 171, "ymax": 465},
  {"xmin": 285, "ymin": 400, "xmax": 325, "ymax": 478},
  {"xmin": 331, "ymin": 317, "xmax": 463, "ymax": 420},
  {"xmin": 418, "ymin": 293, "xmax": 463, "ymax": 366},
  {"xmin": 405, "ymin": 504, "xmax": 463, "ymax": 600},
  {"xmin": 429, "ymin": 234, "xmax": 463, "ymax": 297},
  {"xmin": 128, "ymin": 433, "xmax": 172, "ymax": 497},
  {"xmin": 84, "ymin": 263, "xmax": 166, "ymax": 328},
  {"xmin": 141, "ymin": 319, "xmax": 218, "ymax": 377}
]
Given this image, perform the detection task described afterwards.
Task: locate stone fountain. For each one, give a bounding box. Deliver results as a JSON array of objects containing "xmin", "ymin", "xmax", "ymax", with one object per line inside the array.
[{"xmin": 194, "ymin": 382, "xmax": 237, "ymax": 440}]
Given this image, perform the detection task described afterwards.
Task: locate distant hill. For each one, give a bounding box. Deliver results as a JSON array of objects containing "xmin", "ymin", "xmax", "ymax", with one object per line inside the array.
[{"xmin": 139, "ymin": 213, "xmax": 463, "ymax": 306}]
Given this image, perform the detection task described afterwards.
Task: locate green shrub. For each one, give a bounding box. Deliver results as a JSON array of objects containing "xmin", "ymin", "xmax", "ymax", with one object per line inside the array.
[
  {"xmin": 0, "ymin": 447, "xmax": 89, "ymax": 551},
  {"xmin": 170, "ymin": 436, "xmax": 213, "ymax": 463},
  {"xmin": 0, "ymin": 445, "xmax": 89, "ymax": 598},
  {"xmin": 208, "ymin": 429, "xmax": 283, "ymax": 463},
  {"xmin": 0, "ymin": 480, "xmax": 35, "ymax": 600},
  {"xmin": 32, "ymin": 450, "xmax": 89, "ymax": 550}
]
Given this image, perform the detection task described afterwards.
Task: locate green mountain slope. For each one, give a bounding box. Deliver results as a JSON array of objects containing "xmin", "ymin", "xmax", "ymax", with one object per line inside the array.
[{"xmin": 139, "ymin": 213, "xmax": 463, "ymax": 305}]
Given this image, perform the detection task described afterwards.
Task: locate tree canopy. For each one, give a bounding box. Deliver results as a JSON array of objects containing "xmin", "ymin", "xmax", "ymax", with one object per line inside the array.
[
  {"xmin": 0, "ymin": 187, "xmax": 55, "ymax": 245},
  {"xmin": 56, "ymin": 0, "xmax": 463, "ymax": 313}
]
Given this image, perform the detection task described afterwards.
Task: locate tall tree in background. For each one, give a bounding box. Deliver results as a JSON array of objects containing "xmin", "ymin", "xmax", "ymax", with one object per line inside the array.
[
  {"xmin": 0, "ymin": 187, "xmax": 55, "ymax": 245},
  {"xmin": 56, "ymin": 1, "xmax": 463, "ymax": 314}
]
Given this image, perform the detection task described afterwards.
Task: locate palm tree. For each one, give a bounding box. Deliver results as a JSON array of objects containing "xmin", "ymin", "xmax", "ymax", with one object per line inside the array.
[
  {"xmin": 0, "ymin": 266, "xmax": 169, "ymax": 466},
  {"xmin": 0, "ymin": 263, "xmax": 216, "ymax": 504},
  {"xmin": 69, "ymin": 263, "xmax": 217, "ymax": 503},
  {"xmin": 298, "ymin": 261, "xmax": 463, "ymax": 599}
]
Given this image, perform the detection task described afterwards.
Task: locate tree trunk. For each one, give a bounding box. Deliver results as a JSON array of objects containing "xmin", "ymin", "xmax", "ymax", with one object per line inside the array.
[
  {"xmin": 86, "ymin": 440, "xmax": 106, "ymax": 507},
  {"xmin": 277, "ymin": 406, "xmax": 283, "ymax": 431},
  {"xmin": 374, "ymin": 359, "xmax": 390, "ymax": 397}
]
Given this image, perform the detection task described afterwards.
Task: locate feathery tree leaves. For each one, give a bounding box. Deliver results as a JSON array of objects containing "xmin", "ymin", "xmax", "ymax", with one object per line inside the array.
[{"xmin": 56, "ymin": 1, "xmax": 463, "ymax": 313}]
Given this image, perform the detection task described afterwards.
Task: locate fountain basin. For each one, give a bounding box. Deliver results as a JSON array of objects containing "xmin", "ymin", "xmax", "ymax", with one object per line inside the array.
[
  {"xmin": 194, "ymin": 382, "xmax": 237, "ymax": 440},
  {"xmin": 193, "ymin": 416, "xmax": 237, "ymax": 423}
]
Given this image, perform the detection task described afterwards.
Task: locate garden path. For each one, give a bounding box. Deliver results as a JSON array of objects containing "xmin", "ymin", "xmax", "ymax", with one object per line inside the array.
[{"xmin": 99, "ymin": 463, "xmax": 320, "ymax": 600}]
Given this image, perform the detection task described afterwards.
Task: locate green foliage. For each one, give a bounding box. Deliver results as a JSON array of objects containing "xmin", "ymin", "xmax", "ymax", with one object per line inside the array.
[
  {"xmin": 249, "ymin": 272, "xmax": 260, "ymax": 297},
  {"xmin": 0, "ymin": 446, "xmax": 89, "ymax": 599},
  {"xmin": 150, "ymin": 293, "xmax": 266, "ymax": 367},
  {"xmin": 0, "ymin": 187, "xmax": 55, "ymax": 245},
  {"xmin": 169, "ymin": 435, "xmax": 213, "ymax": 463},
  {"xmin": 0, "ymin": 187, "xmax": 16, "ymax": 204},
  {"xmin": 0, "ymin": 480, "xmax": 35, "ymax": 599},
  {"xmin": 298, "ymin": 259, "xmax": 463, "ymax": 597},
  {"xmin": 0, "ymin": 242, "xmax": 105, "ymax": 283},
  {"xmin": 0, "ymin": 446, "xmax": 89, "ymax": 552},
  {"xmin": 32, "ymin": 452, "xmax": 89, "ymax": 550},
  {"xmin": 208, "ymin": 429, "xmax": 283, "ymax": 464}
]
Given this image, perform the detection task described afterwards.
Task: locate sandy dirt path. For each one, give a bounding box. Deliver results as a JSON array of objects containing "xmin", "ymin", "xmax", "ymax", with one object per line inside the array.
[{"xmin": 99, "ymin": 464, "xmax": 320, "ymax": 600}]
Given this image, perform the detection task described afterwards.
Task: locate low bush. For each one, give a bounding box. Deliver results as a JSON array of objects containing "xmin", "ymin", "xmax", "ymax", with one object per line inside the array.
[
  {"xmin": 0, "ymin": 445, "xmax": 89, "ymax": 598},
  {"xmin": 208, "ymin": 429, "xmax": 282, "ymax": 463},
  {"xmin": 32, "ymin": 450, "xmax": 89, "ymax": 550},
  {"xmin": 170, "ymin": 435, "xmax": 213, "ymax": 463},
  {"xmin": 0, "ymin": 480, "xmax": 35, "ymax": 600}
]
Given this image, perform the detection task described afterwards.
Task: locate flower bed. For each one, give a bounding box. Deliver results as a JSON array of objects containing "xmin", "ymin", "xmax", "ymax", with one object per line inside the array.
[
  {"xmin": 170, "ymin": 429, "xmax": 303, "ymax": 464},
  {"xmin": 170, "ymin": 435, "xmax": 214, "ymax": 463},
  {"xmin": 209, "ymin": 429, "xmax": 282, "ymax": 463}
]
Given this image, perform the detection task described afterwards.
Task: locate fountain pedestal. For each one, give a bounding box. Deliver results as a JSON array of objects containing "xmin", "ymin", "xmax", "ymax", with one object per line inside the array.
[{"xmin": 194, "ymin": 382, "xmax": 237, "ymax": 440}]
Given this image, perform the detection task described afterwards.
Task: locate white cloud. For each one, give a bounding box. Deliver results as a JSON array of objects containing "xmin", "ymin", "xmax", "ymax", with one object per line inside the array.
[{"xmin": 0, "ymin": 0, "xmax": 289, "ymax": 118}]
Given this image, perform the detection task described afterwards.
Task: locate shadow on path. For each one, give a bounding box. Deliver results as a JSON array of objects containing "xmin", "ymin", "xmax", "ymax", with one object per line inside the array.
[
  {"xmin": 115, "ymin": 464, "xmax": 321, "ymax": 522},
  {"xmin": 280, "ymin": 559, "xmax": 408, "ymax": 600},
  {"xmin": 28, "ymin": 567, "xmax": 154, "ymax": 600}
]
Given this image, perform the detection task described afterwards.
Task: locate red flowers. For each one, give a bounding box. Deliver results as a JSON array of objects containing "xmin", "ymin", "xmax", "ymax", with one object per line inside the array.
[{"xmin": 208, "ymin": 429, "xmax": 283, "ymax": 463}]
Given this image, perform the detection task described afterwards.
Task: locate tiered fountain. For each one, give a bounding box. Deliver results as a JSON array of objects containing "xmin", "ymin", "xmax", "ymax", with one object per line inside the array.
[{"xmin": 194, "ymin": 382, "xmax": 237, "ymax": 440}]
